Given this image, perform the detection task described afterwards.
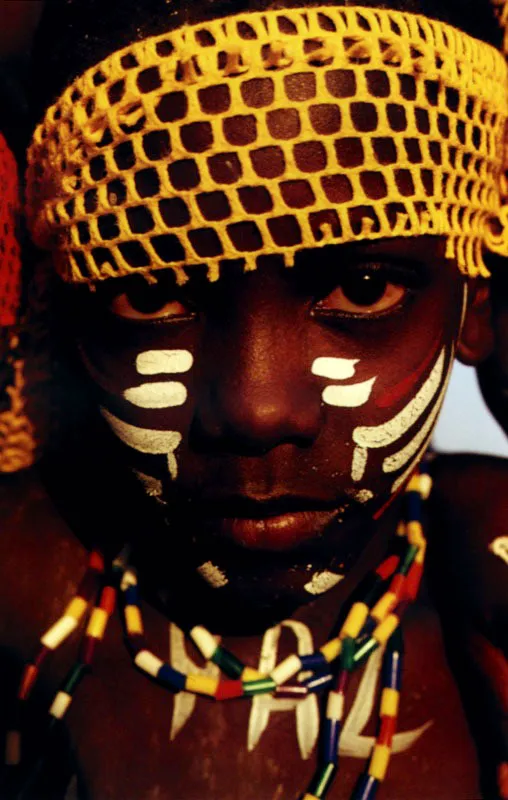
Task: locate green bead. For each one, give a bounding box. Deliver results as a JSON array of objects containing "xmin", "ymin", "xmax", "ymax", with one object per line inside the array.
[
  {"xmin": 242, "ymin": 678, "xmax": 276, "ymax": 696},
  {"xmin": 308, "ymin": 762, "xmax": 337, "ymax": 798},
  {"xmin": 211, "ymin": 647, "xmax": 245, "ymax": 679},
  {"xmin": 354, "ymin": 637, "xmax": 378, "ymax": 665},
  {"xmin": 63, "ymin": 662, "xmax": 88, "ymax": 695},
  {"xmin": 340, "ymin": 637, "xmax": 355, "ymax": 671},
  {"xmin": 400, "ymin": 544, "xmax": 419, "ymax": 576}
]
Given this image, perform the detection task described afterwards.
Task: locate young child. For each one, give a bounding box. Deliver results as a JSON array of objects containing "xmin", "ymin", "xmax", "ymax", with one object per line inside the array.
[{"xmin": 2, "ymin": 0, "xmax": 508, "ymax": 797}]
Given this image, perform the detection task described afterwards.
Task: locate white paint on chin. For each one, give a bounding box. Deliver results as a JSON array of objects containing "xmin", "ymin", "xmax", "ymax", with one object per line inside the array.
[
  {"xmin": 353, "ymin": 489, "xmax": 374, "ymax": 503},
  {"xmin": 303, "ymin": 570, "xmax": 344, "ymax": 595},
  {"xmin": 197, "ymin": 561, "xmax": 229, "ymax": 588},
  {"xmin": 132, "ymin": 469, "xmax": 166, "ymax": 504},
  {"xmin": 312, "ymin": 357, "xmax": 358, "ymax": 380},
  {"xmin": 101, "ymin": 407, "xmax": 182, "ymax": 479},
  {"xmin": 323, "ymin": 377, "xmax": 376, "ymax": 408},
  {"xmin": 136, "ymin": 349, "xmax": 193, "ymax": 375},
  {"xmin": 124, "ymin": 381, "xmax": 187, "ymax": 409}
]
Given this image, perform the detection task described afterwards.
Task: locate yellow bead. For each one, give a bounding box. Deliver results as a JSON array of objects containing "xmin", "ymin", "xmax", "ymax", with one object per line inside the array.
[
  {"xmin": 373, "ymin": 614, "xmax": 399, "ymax": 645},
  {"xmin": 185, "ymin": 674, "xmax": 219, "ymax": 697},
  {"xmin": 416, "ymin": 540, "xmax": 427, "ymax": 564},
  {"xmin": 125, "ymin": 605, "xmax": 144, "ymax": 635},
  {"xmin": 320, "ymin": 638, "xmax": 342, "ymax": 663},
  {"xmin": 341, "ymin": 602, "xmax": 369, "ymax": 639},
  {"xmin": 241, "ymin": 667, "xmax": 262, "ymax": 681},
  {"xmin": 396, "ymin": 521, "xmax": 406, "ymax": 537},
  {"xmin": 369, "ymin": 744, "xmax": 391, "ymax": 781},
  {"xmin": 371, "ymin": 592, "xmax": 397, "ymax": 622},
  {"xmin": 86, "ymin": 607, "xmax": 108, "ymax": 640},
  {"xmin": 407, "ymin": 474, "xmax": 421, "ymax": 493},
  {"xmin": 65, "ymin": 596, "xmax": 88, "ymax": 621},
  {"xmin": 302, "ymin": 795, "xmax": 319, "ymax": 800},
  {"xmin": 407, "ymin": 521, "xmax": 425, "ymax": 547},
  {"xmin": 380, "ymin": 687, "xmax": 399, "ymax": 717}
]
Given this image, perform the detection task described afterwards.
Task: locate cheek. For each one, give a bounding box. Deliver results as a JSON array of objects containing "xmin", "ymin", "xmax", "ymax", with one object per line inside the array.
[
  {"xmin": 82, "ymin": 345, "xmax": 196, "ymax": 484},
  {"xmin": 312, "ymin": 337, "xmax": 454, "ymax": 497}
]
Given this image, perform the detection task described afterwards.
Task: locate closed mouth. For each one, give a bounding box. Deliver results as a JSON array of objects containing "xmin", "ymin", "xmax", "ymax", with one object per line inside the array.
[{"xmin": 191, "ymin": 495, "xmax": 348, "ymax": 551}]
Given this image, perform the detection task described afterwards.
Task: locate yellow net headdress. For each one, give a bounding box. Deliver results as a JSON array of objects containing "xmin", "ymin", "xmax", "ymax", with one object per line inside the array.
[{"xmin": 26, "ymin": 5, "xmax": 508, "ymax": 285}]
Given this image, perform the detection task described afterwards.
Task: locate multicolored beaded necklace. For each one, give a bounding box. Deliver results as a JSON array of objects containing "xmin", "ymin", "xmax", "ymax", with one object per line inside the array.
[{"xmin": 6, "ymin": 468, "xmax": 431, "ymax": 800}]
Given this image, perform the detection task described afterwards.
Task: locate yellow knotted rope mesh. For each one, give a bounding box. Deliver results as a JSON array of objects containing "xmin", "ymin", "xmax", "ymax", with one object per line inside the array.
[{"xmin": 26, "ymin": 6, "xmax": 508, "ymax": 285}]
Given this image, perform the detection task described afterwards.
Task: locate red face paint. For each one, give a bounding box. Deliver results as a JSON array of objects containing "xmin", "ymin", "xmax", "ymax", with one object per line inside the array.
[{"xmin": 375, "ymin": 332, "xmax": 443, "ymax": 409}]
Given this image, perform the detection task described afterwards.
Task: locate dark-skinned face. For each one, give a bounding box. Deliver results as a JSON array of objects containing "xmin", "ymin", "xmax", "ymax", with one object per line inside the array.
[{"xmin": 72, "ymin": 236, "xmax": 466, "ymax": 612}]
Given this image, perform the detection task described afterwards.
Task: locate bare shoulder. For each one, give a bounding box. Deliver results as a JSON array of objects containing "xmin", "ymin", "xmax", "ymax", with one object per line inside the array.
[
  {"xmin": 0, "ymin": 468, "xmax": 87, "ymax": 656},
  {"xmin": 428, "ymin": 453, "xmax": 508, "ymax": 638}
]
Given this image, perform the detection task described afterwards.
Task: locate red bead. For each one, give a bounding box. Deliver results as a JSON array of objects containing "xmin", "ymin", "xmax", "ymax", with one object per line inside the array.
[
  {"xmin": 403, "ymin": 562, "xmax": 423, "ymax": 600},
  {"xmin": 376, "ymin": 555, "xmax": 400, "ymax": 581},
  {"xmin": 18, "ymin": 665, "xmax": 38, "ymax": 700},
  {"xmin": 390, "ymin": 573, "xmax": 405, "ymax": 599},
  {"xmin": 215, "ymin": 679, "xmax": 244, "ymax": 700},
  {"xmin": 100, "ymin": 586, "xmax": 116, "ymax": 615},
  {"xmin": 378, "ymin": 714, "xmax": 397, "ymax": 747}
]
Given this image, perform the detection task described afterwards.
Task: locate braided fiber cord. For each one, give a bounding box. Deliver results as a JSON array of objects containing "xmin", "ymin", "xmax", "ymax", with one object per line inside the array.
[{"xmin": 26, "ymin": 6, "xmax": 508, "ymax": 286}]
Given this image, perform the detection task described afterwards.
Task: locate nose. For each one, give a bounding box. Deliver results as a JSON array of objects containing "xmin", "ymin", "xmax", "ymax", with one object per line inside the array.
[{"xmin": 191, "ymin": 291, "xmax": 323, "ymax": 455}]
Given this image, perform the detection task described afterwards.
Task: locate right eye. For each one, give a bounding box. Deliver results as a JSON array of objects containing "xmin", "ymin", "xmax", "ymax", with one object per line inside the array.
[{"xmin": 108, "ymin": 280, "xmax": 194, "ymax": 321}]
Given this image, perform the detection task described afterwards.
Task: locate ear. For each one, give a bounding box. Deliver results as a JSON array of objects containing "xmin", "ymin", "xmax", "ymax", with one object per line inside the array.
[{"xmin": 456, "ymin": 279, "xmax": 494, "ymax": 366}]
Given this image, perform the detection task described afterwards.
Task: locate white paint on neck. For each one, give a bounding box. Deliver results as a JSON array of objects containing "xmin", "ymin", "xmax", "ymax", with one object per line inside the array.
[
  {"xmin": 136, "ymin": 349, "xmax": 193, "ymax": 375},
  {"xmin": 312, "ymin": 357, "xmax": 358, "ymax": 380},
  {"xmin": 124, "ymin": 381, "xmax": 187, "ymax": 409},
  {"xmin": 489, "ymin": 536, "xmax": 508, "ymax": 566},
  {"xmin": 323, "ymin": 377, "xmax": 376, "ymax": 408},
  {"xmin": 197, "ymin": 561, "xmax": 229, "ymax": 588},
  {"xmin": 101, "ymin": 407, "xmax": 182, "ymax": 479},
  {"xmin": 303, "ymin": 570, "xmax": 344, "ymax": 596}
]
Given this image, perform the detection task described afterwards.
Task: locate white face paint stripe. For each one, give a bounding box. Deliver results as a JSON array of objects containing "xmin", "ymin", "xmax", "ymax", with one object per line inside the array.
[
  {"xmin": 323, "ymin": 377, "xmax": 376, "ymax": 408},
  {"xmin": 312, "ymin": 357, "xmax": 358, "ymax": 380},
  {"xmin": 101, "ymin": 407, "xmax": 182, "ymax": 480},
  {"xmin": 303, "ymin": 571, "xmax": 344, "ymax": 596},
  {"xmin": 382, "ymin": 379, "xmax": 448, "ymax": 474},
  {"xmin": 352, "ymin": 446, "xmax": 368, "ymax": 483},
  {"xmin": 132, "ymin": 469, "xmax": 163, "ymax": 498},
  {"xmin": 136, "ymin": 349, "xmax": 193, "ymax": 375},
  {"xmin": 390, "ymin": 431, "xmax": 434, "ymax": 494},
  {"xmin": 458, "ymin": 283, "xmax": 469, "ymax": 340},
  {"xmin": 353, "ymin": 348, "xmax": 445, "ymax": 450},
  {"xmin": 124, "ymin": 381, "xmax": 187, "ymax": 409}
]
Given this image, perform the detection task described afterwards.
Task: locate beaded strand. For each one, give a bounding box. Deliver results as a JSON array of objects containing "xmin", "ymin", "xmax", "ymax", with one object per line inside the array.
[{"xmin": 8, "ymin": 469, "xmax": 430, "ymax": 799}]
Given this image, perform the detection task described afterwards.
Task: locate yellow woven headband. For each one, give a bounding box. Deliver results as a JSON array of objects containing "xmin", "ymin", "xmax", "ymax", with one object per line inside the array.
[{"xmin": 26, "ymin": 5, "xmax": 508, "ymax": 285}]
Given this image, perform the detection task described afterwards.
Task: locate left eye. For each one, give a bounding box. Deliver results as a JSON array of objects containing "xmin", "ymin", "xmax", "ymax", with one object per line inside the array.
[{"xmin": 315, "ymin": 269, "xmax": 407, "ymax": 316}]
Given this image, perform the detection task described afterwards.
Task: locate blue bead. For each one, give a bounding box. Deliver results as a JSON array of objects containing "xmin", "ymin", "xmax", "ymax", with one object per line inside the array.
[
  {"xmin": 405, "ymin": 491, "xmax": 421, "ymax": 521},
  {"xmin": 124, "ymin": 585, "xmax": 139, "ymax": 606},
  {"xmin": 322, "ymin": 718, "xmax": 341, "ymax": 764},
  {"xmin": 352, "ymin": 773, "xmax": 378, "ymax": 800},
  {"xmin": 157, "ymin": 663, "xmax": 186, "ymax": 692},
  {"xmin": 300, "ymin": 653, "xmax": 328, "ymax": 672},
  {"xmin": 305, "ymin": 673, "xmax": 334, "ymax": 693}
]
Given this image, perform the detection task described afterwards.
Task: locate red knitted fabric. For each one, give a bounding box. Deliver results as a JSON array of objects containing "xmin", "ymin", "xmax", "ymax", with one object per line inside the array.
[{"xmin": 0, "ymin": 133, "xmax": 21, "ymax": 326}]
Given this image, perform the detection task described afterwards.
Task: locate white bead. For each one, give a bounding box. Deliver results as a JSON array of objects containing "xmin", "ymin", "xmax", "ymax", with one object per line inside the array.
[
  {"xmin": 41, "ymin": 615, "xmax": 77, "ymax": 650},
  {"xmin": 49, "ymin": 691, "xmax": 72, "ymax": 720},
  {"xmin": 326, "ymin": 691, "xmax": 345, "ymax": 721},
  {"xmin": 270, "ymin": 654, "xmax": 302, "ymax": 685},
  {"xmin": 135, "ymin": 649, "xmax": 164, "ymax": 678},
  {"xmin": 189, "ymin": 626, "xmax": 218, "ymax": 660}
]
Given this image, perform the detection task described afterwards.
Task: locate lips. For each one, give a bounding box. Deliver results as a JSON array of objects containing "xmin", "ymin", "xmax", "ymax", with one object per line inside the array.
[{"xmin": 192, "ymin": 495, "xmax": 345, "ymax": 551}]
